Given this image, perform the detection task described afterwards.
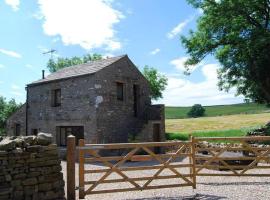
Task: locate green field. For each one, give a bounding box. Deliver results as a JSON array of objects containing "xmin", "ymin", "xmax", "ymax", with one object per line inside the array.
[
  {"xmin": 165, "ymin": 113, "xmax": 270, "ymax": 140},
  {"xmin": 166, "ymin": 129, "xmax": 247, "ymax": 141},
  {"xmin": 165, "ymin": 103, "xmax": 269, "ymax": 119}
]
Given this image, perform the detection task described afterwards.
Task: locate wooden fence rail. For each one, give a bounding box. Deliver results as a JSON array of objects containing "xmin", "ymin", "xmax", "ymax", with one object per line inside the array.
[
  {"xmin": 66, "ymin": 136, "xmax": 270, "ymax": 200},
  {"xmin": 193, "ymin": 136, "xmax": 270, "ymax": 177}
]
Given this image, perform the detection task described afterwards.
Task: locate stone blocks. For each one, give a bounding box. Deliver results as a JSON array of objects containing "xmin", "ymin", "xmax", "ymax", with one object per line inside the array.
[{"xmin": 0, "ymin": 135, "xmax": 65, "ymax": 200}]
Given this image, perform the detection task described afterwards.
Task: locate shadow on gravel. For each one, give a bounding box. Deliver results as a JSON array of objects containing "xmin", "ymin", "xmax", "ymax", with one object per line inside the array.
[
  {"xmin": 131, "ymin": 193, "xmax": 227, "ymax": 200},
  {"xmin": 199, "ymin": 181, "xmax": 270, "ymax": 186}
]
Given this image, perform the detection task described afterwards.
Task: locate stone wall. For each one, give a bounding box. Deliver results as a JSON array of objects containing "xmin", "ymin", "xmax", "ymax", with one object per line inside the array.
[
  {"xmin": 26, "ymin": 75, "xmax": 97, "ymax": 144},
  {"xmin": 95, "ymin": 57, "xmax": 152, "ymax": 143},
  {"xmin": 6, "ymin": 104, "xmax": 26, "ymax": 136},
  {"xmin": 0, "ymin": 133, "xmax": 65, "ymax": 200}
]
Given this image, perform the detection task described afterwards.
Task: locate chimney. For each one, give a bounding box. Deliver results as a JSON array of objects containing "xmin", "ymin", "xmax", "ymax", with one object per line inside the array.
[{"xmin": 42, "ymin": 70, "xmax": 45, "ymax": 79}]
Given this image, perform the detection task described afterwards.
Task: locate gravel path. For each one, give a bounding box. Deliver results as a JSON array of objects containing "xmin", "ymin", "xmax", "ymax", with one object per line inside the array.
[{"xmin": 61, "ymin": 160, "xmax": 270, "ymax": 200}]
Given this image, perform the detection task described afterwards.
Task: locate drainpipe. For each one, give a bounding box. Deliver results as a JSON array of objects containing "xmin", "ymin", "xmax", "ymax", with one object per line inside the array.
[
  {"xmin": 42, "ymin": 70, "xmax": 45, "ymax": 79},
  {"xmin": 25, "ymin": 86, "xmax": 28, "ymax": 136}
]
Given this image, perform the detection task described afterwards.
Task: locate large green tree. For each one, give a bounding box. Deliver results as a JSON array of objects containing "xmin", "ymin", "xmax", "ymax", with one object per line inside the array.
[
  {"xmin": 143, "ymin": 66, "xmax": 168, "ymax": 100},
  {"xmin": 0, "ymin": 96, "xmax": 21, "ymax": 135},
  {"xmin": 182, "ymin": 0, "xmax": 270, "ymax": 104},
  {"xmin": 47, "ymin": 53, "xmax": 102, "ymax": 72}
]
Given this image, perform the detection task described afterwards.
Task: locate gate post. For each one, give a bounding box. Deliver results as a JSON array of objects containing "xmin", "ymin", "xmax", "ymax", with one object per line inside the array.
[
  {"xmin": 191, "ymin": 136, "xmax": 197, "ymax": 189},
  {"xmin": 67, "ymin": 135, "xmax": 76, "ymax": 200},
  {"xmin": 79, "ymin": 139, "xmax": 85, "ymax": 199}
]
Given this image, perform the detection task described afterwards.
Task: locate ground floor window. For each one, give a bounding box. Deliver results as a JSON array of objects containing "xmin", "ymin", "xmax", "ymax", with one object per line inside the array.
[
  {"xmin": 57, "ymin": 126, "xmax": 84, "ymax": 146},
  {"xmin": 14, "ymin": 123, "xmax": 21, "ymax": 136}
]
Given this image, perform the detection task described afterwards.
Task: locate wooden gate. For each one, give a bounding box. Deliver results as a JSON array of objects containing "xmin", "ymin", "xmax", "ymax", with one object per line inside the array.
[
  {"xmin": 66, "ymin": 136, "xmax": 270, "ymax": 199},
  {"xmin": 194, "ymin": 136, "xmax": 270, "ymax": 177},
  {"xmin": 67, "ymin": 137, "xmax": 196, "ymax": 199}
]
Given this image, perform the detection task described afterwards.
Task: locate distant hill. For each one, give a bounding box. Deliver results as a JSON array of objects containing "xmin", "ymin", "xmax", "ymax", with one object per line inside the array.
[{"xmin": 165, "ymin": 103, "xmax": 270, "ymax": 119}]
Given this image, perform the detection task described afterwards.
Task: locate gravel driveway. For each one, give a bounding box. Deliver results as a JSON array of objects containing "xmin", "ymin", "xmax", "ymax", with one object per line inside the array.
[{"xmin": 61, "ymin": 160, "xmax": 270, "ymax": 200}]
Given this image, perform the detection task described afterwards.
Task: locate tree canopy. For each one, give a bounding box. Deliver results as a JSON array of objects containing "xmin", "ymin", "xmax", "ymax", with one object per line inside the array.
[
  {"xmin": 182, "ymin": 0, "xmax": 270, "ymax": 104},
  {"xmin": 0, "ymin": 96, "xmax": 21, "ymax": 135},
  {"xmin": 47, "ymin": 53, "xmax": 102, "ymax": 72},
  {"xmin": 143, "ymin": 66, "xmax": 168, "ymax": 100},
  {"xmin": 187, "ymin": 104, "xmax": 205, "ymax": 118}
]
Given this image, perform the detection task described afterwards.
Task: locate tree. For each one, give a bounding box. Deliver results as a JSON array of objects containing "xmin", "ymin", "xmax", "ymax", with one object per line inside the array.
[
  {"xmin": 187, "ymin": 104, "xmax": 205, "ymax": 118},
  {"xmin": 142, "ymin": 66, "xmax": 168, "ymax": 100},
  {"xmin": 0, "ymin": 96, "xmax": 21, "ymax": 135},
  {"xmin": 47, "ymin": 53, "xmax": 102, "ymax": 72},
  {"xmin": 181, "ymin": 0, "xmax": 270, "ymax": 104}
]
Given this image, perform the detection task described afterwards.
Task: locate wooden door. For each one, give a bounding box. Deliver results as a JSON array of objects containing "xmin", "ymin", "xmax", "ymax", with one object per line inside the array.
[{"xmin": 153, "ymin": 123, "xmax": 161, "ymax": 153}]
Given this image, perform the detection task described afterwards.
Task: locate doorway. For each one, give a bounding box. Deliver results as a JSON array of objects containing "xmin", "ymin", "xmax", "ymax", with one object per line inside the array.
[
  {"xmin": 14, "ymin": 123, "xmax": 21, "ymax": 136},
  {"xmin": 153, "ymin": 123, "xmax": 161, "ymax": 154},
  {"xmin": 57, "ymin": 126, "xmax": 84, "ymax": 146}
]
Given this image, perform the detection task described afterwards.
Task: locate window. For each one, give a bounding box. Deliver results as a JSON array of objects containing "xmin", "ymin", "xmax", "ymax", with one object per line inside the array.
[
  {"xmin": 116, "ymin": 82, "xmax": 124, "ymax": 101},
  {"xmin": 31, "ymin": 129, "xmax": 38, "ymax": 136},
  {"xmin": 51, "ymin": 89, "xmax": 61, "ymax": 107},
  {"xmin": 14, "ymin": 123, "xmax": 20, "ymax": 136}
]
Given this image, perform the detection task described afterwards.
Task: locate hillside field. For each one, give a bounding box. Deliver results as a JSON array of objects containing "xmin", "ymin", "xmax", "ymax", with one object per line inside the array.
[
  {"xmin": 165, "ymin": 103, "xmax": 270, "ymax": 119},
  {"xmin": 166, "ymin": 113, "xmax": 270, "ymax": 140}
]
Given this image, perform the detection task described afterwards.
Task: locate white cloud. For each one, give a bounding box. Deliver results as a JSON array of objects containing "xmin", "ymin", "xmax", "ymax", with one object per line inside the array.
[
  {"xmin": 150, "ymin": 48, "xmax": 161, "ymax": 55},
  {"xmin": 170, "ymin": 56, "xmax": 201, "ymax": 73},
  {"xmin": 202, "ymin": 64, "xmax": 219, "ymax": 81},
  {"xmin": 37, "ymin": 0, "xmax": 124, "ymax": 51},
  {"xmin": 4, "ymin": 0, "xmax": 20, "ymax": 11},
  {"xmin": 11, "ymin": 84, "xmax": 20, "ymax": 90},
  {"xmin": 167, "ymin": 17, "xmax": 192, "ymax": 39},
  {"xmin": 155, "ymin": 63, "xmax": 244, "ymax": 106},
  {"xmin": 0, "ymin": 48, "xmax": 22, "ymax": 58}
]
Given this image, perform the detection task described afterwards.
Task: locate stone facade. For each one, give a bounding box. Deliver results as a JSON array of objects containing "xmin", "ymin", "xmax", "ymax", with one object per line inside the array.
[
  {"xmin": 0, "ymin": 134, "xmax": 65, "ymax": 200},
  {"xmin": 6, "ymin": 104, "xmax": 26, "ymax": 136},
  {"xmin": 6, "ymin": 55, "xmax": 165, "ymax": 146}
]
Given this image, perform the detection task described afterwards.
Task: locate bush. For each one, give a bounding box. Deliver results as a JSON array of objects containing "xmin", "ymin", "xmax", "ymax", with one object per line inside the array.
[{"xmin": 187, "ymin": 104, "xmax": 205, "ymax": 118}]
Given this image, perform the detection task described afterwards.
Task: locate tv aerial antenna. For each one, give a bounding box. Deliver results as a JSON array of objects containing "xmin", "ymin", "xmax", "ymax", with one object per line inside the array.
[{"xmin": 42, "ymin": 49, "xmax": 57, "ymax": 59}]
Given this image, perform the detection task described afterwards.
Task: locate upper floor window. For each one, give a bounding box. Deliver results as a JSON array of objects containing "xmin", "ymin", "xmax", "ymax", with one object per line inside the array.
[
  {"xmin": 116, "ymin": 82, "xmax": 124, "ymax": 101},
  {"xmin": 51, "ymin": 89, "xmax": 61, "ymax": 107}
]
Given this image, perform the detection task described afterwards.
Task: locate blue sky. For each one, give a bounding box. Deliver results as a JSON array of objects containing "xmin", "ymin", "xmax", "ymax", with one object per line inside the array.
[{"xmin": 0, "ymin": 0, "xmax": 244, "ymax": 106}]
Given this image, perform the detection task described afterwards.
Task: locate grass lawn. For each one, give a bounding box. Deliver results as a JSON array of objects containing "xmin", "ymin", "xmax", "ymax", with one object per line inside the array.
[
  {"xmin": 166, "ymin": 129, "xmax": 247, "ymax": 141},
  {"xmin": 165, "ymin": 113, "xmax": 270, "ymax": 140},
  {"xmin": 165, "ymin": 103, "xmax": 269, "ymax": 119}
]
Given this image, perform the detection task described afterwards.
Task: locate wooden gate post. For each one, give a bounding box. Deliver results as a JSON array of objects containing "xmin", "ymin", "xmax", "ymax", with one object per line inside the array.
[
  {"xmin": 191, "ymin": 136, "xmax": 197, "ymax": 189},
  {"xmin": 79, "ymin": 139, "xmax": 85, "ymax": 199},
  {"xmin": 67, "ymin": 135, "xmax": 76, "ymax": 200}
]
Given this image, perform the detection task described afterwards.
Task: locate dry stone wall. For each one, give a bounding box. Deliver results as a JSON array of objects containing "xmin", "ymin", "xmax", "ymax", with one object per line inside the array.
[{"xmin": 0, "ymin": 133, "xmax": 65, "ymax": 200}]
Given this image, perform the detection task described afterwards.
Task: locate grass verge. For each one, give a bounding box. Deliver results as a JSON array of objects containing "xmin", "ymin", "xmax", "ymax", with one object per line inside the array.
[{"xmin": 166, "ymin": 128, "xmax": 250, "ymax": 141}]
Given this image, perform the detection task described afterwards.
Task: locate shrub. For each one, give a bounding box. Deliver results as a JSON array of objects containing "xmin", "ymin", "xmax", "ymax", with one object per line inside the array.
[{"xmin": 187, "ymin": 104, "xmax": 205, "ymax": 118}]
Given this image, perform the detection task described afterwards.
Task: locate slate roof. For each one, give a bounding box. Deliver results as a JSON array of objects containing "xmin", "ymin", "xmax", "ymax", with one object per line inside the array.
[{"xmin": 28, "ymin": 55, "xmax": 126, "ymax": 86}]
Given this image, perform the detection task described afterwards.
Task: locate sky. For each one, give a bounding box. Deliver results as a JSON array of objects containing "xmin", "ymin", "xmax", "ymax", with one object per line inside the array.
[{"xmin": 0, "ymin": 0, "xmax": 244, "ymax": 106}]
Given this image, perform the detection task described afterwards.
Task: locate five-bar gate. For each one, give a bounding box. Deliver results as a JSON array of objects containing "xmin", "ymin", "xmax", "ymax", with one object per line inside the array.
[{"xmin": 66, "ymin": 136, "xmax": 270, "ymax": 199}]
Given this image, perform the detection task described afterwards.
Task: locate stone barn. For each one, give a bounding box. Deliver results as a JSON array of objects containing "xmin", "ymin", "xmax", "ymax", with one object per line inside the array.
[{"xmin": 7, "ymin": 55, "xmax": 165, "ymax": 147}]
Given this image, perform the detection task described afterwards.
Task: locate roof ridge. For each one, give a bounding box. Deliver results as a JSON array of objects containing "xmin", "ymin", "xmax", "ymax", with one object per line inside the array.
[
  {"xmin": 51, "ymin": 54, "xmax": 126, "ymax": 73},
  {"xmin": 28, "ymin": 54, "xmax": 127, "ymax": 86}
]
